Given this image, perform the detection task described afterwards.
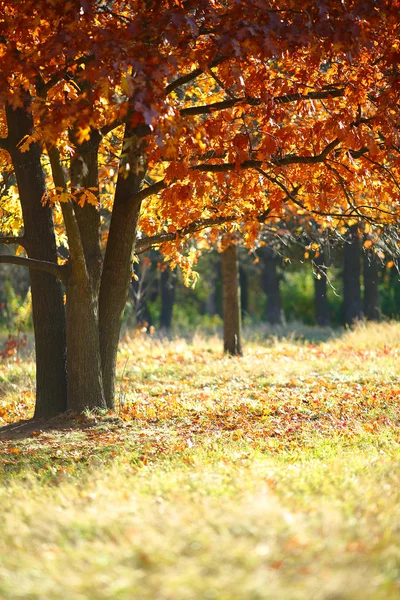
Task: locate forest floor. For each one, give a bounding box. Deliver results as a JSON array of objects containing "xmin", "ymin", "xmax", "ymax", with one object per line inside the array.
[{"xmin": 0, "ymin": 322, "xmax": 399, "ymax": 599}]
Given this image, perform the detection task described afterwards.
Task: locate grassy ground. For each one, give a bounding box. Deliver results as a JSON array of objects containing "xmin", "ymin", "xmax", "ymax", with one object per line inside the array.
[{"xmin": 0, "ymin": 322, "xmax": 399, "ymax": 599}]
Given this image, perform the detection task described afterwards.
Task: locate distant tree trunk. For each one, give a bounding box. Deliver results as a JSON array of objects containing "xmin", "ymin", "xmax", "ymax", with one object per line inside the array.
[
  {"xmin": 160, "ymin": 266, "xmax": 176, "ymax": 329},
  {"xmin": 363, "ymin": 249, "xmax": 380, "ymax": 321},
  {"xmin": 222, "ymin": 245, "xmax": 242, "ymax": 356},
  {"xmin": 261, "ymin": 247, "xmax": 283, "ymax": 325},
  {"xmin": 313, "ymin": 250, "xmax": 330, "ymax": 326},
  {"xmin": 130, "ymin": 261, "xmax": 153, "ymax": 327},
  {"xmin": 239, "ymin": 265, "xmax": 249, "ymax": 320},
  {"xmin": 5, "ymin": 99, "xmax": 68, "ymax": 417},
  {"xmin": 343, "ymin": 224, "xmax": 362, "ymax": 326},
  {"xmin": 205, "ymin": 280, "xmax": 218, "ymax": 316},
  {"xmin": 205, "ymin": 255, "xmax": 222, "ymax": 317}
]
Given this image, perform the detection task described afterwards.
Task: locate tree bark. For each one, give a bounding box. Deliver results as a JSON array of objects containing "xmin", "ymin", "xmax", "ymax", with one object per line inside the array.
[
  {"xmin": 313, "ymin": 250, "xmax": 330, "ymax": 326},
  {"xmin": 363, "ymin": 249, "xmax": 380, "ymax": 321},
  {"xmin": 5, "ymin": 101, "xmax": 67, "ymax": 417},
  {"xmin": 222, "ymin": 245, "xmax": 242, "ymax": 356},
  {"xmin": 160, "ymin": 266, "xmax": 176, "ymax": 329},
  {"xmin": 261, "ymin": 247, "xmax": 283, "ymax": 325},
  {"xmin": 343, "ymin": 224, "xmax": 362, "ymax": 326},
  {"xmin": 65, "ymin": 273, "xmax": 106, "ymax": 411},
  {"xmin": 99, "ymin": 126, "xmax": 146, "ymax": 409}
]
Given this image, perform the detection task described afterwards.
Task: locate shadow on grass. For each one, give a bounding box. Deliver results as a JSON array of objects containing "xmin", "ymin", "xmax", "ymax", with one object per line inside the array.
[{"xmin": 0, "ymin": 412, "xmax": 123, "ymax": 441}]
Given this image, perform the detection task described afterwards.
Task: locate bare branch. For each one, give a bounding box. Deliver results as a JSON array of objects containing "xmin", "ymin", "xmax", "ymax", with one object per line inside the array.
[{"xmin": 0, "ymin": 255, "xmax": 67, "ymax": 283}]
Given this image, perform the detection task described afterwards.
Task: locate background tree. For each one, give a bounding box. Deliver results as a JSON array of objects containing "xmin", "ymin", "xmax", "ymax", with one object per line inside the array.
[
  {"xmin": 313, "ymin": 248, "xmax": 330, "ymax": 327},
  {"xmin": 222, "ymin": 244, "xmax": 242, "ymax": 356},
  {"xmin": 363, "ymin": 245, "xmax": 381, "ymax": 321},
  {"xmin": 261, "ymin": 246, "xmax": 283, "ymax": 326}
]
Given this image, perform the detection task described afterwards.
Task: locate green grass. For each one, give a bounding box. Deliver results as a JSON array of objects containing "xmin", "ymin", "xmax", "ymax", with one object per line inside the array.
[{"xmin": 0, "ymin": 322, "xmax": 399, "ymax": 599}]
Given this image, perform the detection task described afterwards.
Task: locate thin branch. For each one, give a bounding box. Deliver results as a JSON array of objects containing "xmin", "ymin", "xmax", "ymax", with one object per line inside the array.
[
  {"xmin": 136, "ymin": 215, "xmax": 233, "ymax": 253},
  {"xmin": 0, "ymin": 255, "xmax": 67, "ymax": 283},
  {"xmin": 165, "ymin": 55, "xmax": 228, "ymax": 96},
  {"xmin": 255, "ymin": 166, "xmax": 392, "ymax": 223}
]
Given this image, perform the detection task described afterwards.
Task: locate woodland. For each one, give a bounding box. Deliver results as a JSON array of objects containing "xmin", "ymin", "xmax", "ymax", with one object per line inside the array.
[{"xmin": 0, "ymin": 1, "xmax": 399, "ymax": 598}]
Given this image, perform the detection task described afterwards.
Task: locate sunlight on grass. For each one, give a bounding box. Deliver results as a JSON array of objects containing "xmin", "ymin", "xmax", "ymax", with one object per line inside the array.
[{"xmin": 0, "ymin": 322, "xmax": 399, "ymax": 599}]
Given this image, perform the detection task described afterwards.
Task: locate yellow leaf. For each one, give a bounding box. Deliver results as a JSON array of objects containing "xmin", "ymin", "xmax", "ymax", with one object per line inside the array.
[{"xmin": 75, "ymin": 126, "xmax": 91, "ymax": 145}]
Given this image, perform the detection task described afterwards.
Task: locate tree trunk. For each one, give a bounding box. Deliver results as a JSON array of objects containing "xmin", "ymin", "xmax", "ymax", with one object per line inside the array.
[
  {"xmin": 222, "ymin": 245, "xmax": 242, "ymax": 356},
  {"xmin": 343, "ymin": 224, "xmax": 362, "ymax": 326},
  {"xmin": 313, "ymin": 250, "xmax": 330, "ymax": 326},
  {"xmin": 239, "ymin": 265, "xmax": 249, "ymax": 320},
  {"xmin": 65, "ymin": 274, "xmax": 106, "ymax": 411},
  {"xmin": 363, "ymin": 249, "xmax": 380, "ymax": 321},
  {"xmin": 99, "ymin": 126, "xmax": 147, "ymax": 409},
  {"xmin": 160, "ymin": 266, "xmax": 176, "ymax": 329},
  {"xmin": 5, "ymin": 101, "xmax": 67, "ymax": 417},
  {"xmin": 261, "ymin": 247, "xmax": 283, "ymax": 325}
]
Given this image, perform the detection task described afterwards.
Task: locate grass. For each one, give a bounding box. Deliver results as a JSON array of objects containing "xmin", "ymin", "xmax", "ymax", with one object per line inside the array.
[{"xmin": 0, "ymin": 321, "xmax": 399, "ymax": 599}]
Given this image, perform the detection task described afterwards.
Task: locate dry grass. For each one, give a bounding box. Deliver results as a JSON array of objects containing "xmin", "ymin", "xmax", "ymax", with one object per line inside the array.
[{"xmin": 0, "ymin": 321, "xmax": 399, "ymax": 599}]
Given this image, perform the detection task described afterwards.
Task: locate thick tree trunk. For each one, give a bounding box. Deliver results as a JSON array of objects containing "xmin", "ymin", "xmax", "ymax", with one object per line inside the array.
[
  {"xmin": 363, "ymin": 249, "xmax": 380, "ymax": 321},
  {"xmin": 343, "ymin": 224, "xmax": 362, "ymax": 326},
  {"xmin": 261, "ymin": 247, "xmax": 283, "ymax": 325},
  {"xmin": 313, "ymin": 250, "xmax": 330, "ymax": 326},
  {"xmin": 65, "ymin": 275, "xmax": 106, "ymax": 411},
  {"xmin": 222, "ymin": 245, "xmax": 242, "ymax": 356},
  {"xmin": 160, "ymin": 266, "xmax": 176, "ymax": 329},
  {"xmin": 99, "ymin": 126, "xmax": 146, "ymax": 409},
  {"xmin": 6, "ymin": 102, "xmax": 67, "ymax": 417}
]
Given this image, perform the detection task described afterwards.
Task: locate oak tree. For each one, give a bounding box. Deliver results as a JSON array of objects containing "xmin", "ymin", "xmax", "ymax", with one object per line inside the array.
[{"xmin": 0, "ymin": 0, "xmax": 399, "ymax": 413}]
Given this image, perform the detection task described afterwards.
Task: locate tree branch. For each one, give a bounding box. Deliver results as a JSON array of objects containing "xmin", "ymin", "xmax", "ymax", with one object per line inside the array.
[
  {"xmin": 135, "ymin": 209, "xmax": 273, "ymax": 254},
  {"xmin": 180, "ymin": 88, "xmax": 344, "ymax": 116},
  {"xmin": 131, "ymin": 140, "xmax": 342, "ymax": 207},
  {"xmin": 165, "ymin": 55, "xmax": 228, "ymax": 96},
  {"xmin": 192, "ymin": 140, "xmax": 340, "ymax": 172},
  {"xmin": 132, "ymin": 179, "xmax": 167, "ymax": 204},
  {"xmin": 0, "ymin": 255, "xmax": 67, "ymax": 283},
  {"xmin": 101, "ymin": 119, "xmax": 125, "ymax": 137}
]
